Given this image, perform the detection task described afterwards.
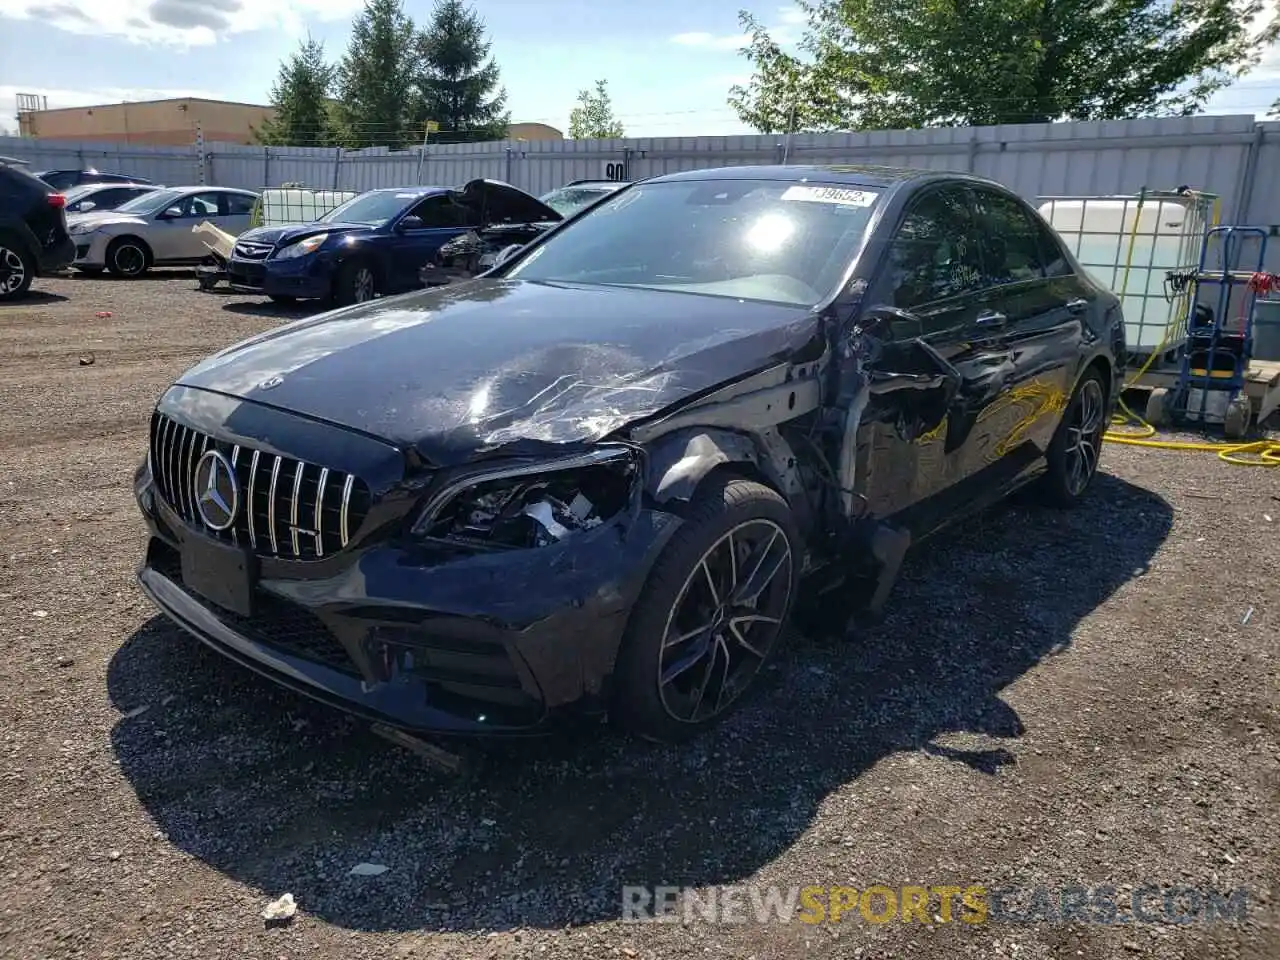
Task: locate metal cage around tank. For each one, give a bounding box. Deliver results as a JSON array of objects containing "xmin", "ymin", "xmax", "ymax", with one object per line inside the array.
[{"xmin": 1036, "ymin": 189, "xmax": 1221, "ymax": 365}]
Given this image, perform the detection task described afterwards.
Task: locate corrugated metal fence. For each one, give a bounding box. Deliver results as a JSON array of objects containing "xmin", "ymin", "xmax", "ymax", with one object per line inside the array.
[{"xmin": 3, "ymin": 114, "xmax": 1277, "ymax": 228}]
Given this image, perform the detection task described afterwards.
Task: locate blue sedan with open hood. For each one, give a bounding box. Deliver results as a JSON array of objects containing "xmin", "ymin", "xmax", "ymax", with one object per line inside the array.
[{"xmin": 226, "ymin": 178, "xmax": 561, "ymax": 306}]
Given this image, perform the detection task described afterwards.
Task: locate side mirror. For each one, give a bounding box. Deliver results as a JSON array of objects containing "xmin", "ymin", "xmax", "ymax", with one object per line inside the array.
[
  {"xmin": 397, "ymin": 216, "xmax": 425, "ymax": 232},
  {"xmin": 158, "ymin": 207, "xmax": 183, "ymax": 220},
  {"xmin": 79, "ymin": 201, "xmax": 96, "ymax": 212},
  {"xmin": 493, "ymin": 244, "xmax": 522, "ymax": 267},
  {"xmin": 862, "ymin": 304, "xmax": 924, "ymax": 342}
]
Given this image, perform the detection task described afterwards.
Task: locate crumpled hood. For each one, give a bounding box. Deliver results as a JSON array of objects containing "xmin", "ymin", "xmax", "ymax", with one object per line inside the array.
[
  {"xmin": 235, "ymin": 222, "xmax": 367, "ymax": 248},
  {"xmin": 174, "ymin": 278, "xmax": 818, "ymax": 467}
]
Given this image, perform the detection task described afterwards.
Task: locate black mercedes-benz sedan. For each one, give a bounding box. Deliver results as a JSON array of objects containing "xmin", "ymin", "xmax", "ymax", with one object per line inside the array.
[{"xmin": 134, "ymin": 165, "xmax": 1125, "ymax": 743}]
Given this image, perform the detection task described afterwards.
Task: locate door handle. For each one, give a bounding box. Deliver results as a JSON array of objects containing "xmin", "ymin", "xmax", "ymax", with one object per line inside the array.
[
  {"xmin": 1066, "ymin": 298, "xmax": 1088, "ymax": 314},
  {"xmin": 974, "ymin": 310, "xmax": 1008, "ymax": 329}
]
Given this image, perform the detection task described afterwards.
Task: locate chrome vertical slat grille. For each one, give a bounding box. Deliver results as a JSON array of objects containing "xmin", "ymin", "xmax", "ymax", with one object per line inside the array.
[
  {"xmin": 246, "ymin": 449, "xmax": 260, "ymax": 549},
  {"xmin": 289, "ymin": 461, "xmax": 305, "ymax": 558},
  {"xmin": 313, "ymin": 467, "xmax": 329, "ymax": 560},
  {"xmin": 147, "ymin": 411, "xmax": 372, "ymax": 561},
  {"xmin": 267, "ymin": 455, "xmax": 282, "ymax": 555}
]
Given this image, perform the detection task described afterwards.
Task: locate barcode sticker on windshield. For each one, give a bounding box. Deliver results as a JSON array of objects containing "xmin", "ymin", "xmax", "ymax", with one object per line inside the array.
[{"xmin": 781, "ymin": 185, "xmax": 877, "ymax": 207}]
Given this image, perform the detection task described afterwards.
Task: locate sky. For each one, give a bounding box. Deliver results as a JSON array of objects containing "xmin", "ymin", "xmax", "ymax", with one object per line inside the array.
[{"xmin": 0, "ymin": 0, "xmax": 1277, "ymax": 140}]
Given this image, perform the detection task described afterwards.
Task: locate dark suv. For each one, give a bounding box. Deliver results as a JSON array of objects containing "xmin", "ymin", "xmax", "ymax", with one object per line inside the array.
[
  {"xmin": 35, "ymin": 169, "xmax": 155, "ymax": 191},
  {"xmin": 0, "ymin": 159, "xmax": 75, "ymax": 301}
]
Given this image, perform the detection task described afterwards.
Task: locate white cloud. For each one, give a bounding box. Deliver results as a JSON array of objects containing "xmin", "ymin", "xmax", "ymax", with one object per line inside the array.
[
  {"xmin": 0, "ymin": 0, "xmax": 361, "ymax": 48},
  {"xmin": 669, "ymin": 4, "xmax": 806, "ymax": 52}
]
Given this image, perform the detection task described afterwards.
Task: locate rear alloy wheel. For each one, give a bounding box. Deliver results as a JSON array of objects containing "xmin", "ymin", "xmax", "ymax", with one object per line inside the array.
[
  {"xmin": 1039, "ymin": 370, "xmax": 1107, "ymax": 506},
  {"xmin": 612, "ymin": 477, "xmax": 800, "ymax": 742},
  {"xmin": 0, "ymin": 242, "xmax": 34, "ymax": 301},
  {"xmin": 106, "ymin": 238, "xmax": 149, "ymax": 278},
  {"xmin": 334, "ymin": 261, "xmax": 376, "ymax": 306}
]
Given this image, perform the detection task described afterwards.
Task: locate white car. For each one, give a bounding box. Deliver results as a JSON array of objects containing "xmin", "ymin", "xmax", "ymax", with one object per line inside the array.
[
  {"xmin": 62, "ymin": 181, "xmax": 161, "ymax": 216},
  {"xmin": 68, "ymin": 186, "xmax": 260, "ymax": 277}
]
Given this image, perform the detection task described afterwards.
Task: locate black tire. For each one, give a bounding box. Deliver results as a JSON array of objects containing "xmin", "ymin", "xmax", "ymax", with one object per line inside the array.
[
  {"xmin": 268, "ymin": 294, "xmax": 297, "ymax": 305},
  {"xmin": 1038, "ymin": 367, "xmax": 1108, "ymax": 507},
  {"xmin": 611, "ymin": 475, "xmax": 801, "ymax": 743},
  {"xmin": 331, "ymin": 260, "xmax": 377, "ymax": 306},
  {"xmin": 105, "ymin": 237, "xmax": 150, "ymax": 278},
  {"xmin": 0, "ymin": 237, "xmax": 35, "ymax": 302}
]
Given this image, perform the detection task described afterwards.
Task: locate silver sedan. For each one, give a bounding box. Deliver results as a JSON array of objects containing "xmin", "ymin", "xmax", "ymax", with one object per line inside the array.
[{"xmin": 68, "ymin": 186, "xmax": 260, "ymax": 277}]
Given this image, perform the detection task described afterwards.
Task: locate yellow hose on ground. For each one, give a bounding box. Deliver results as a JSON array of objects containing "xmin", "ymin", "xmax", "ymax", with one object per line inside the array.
[{"xmin": 1101, "ymin": 194, "xmax": 1280, "ymax": 466}]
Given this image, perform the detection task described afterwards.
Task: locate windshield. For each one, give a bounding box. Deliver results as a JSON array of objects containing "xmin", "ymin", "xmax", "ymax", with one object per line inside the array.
[
  {"xmin": 116, "ymin": 188, "xmax": 186, "ymax": 215},
  {"xmin": 505, "ymin": 179, "xmax": 882, "ymax": 307},
  {"xmin": 319, "ymin": 190, "xmax": 422, "ymax": 226},
  {"xmin": 539, "ymin": 185, "xmax": 621, "ymax": 218}
]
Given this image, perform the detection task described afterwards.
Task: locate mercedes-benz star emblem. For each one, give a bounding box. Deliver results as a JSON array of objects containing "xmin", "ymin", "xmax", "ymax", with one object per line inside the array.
[{"xmin": 193, "ymin": 449, "xmax": 240, "ymax": 531}]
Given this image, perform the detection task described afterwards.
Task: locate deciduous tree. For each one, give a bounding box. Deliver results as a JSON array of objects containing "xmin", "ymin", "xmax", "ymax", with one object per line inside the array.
[
  {"xmin": 568, "ymin": 79, "xmax": 626, "ymax": 139},
  {"xmin": 729, "ymin": 0, "xmax": 1280, "ymax": 133}
]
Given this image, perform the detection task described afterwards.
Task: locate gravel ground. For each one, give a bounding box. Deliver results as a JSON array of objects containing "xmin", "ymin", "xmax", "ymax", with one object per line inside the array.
[{"xmin": 0, "ymin": 272, "xmax": 1277, "ymax": 960}]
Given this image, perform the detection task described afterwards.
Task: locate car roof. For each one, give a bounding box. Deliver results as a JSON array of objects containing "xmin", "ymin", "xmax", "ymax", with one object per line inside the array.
[
  {"xmin": 645, "ymin": 164, "xmax": 995, "ymax": 189},
  {"xmin": 163, "ymin": 185, "xmax": 258, "ymax": 195},
  {"xmin": 72, "ymin": 181, "xmax": 156, "ymax": 191},
  {"xmin": 370, "ymin": 185, "xmax": 447, "ymax": 195}
]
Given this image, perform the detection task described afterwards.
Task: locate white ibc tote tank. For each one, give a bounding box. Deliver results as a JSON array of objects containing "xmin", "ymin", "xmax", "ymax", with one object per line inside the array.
[
  {"xmin": 259, "ymin": 188, "xmax": 357, "ymax": 226},
  {"xmin": 1037, "ymin": 197, "xmax": 1194, "ymax": 352}
]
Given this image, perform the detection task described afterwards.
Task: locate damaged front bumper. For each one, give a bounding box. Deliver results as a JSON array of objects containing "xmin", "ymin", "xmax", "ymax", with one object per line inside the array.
[{"xmin": 134, "ymin": 465, "xmax": 680, "ymax": 737}]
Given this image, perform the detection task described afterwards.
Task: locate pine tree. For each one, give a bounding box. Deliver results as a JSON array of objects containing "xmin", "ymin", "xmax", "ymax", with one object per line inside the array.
[
  {"xmin": 255, "ymin": 36, "xmax": 336, "ymax": 146},
  {"xmin": 568, "ymin": 80, "xmax": 625, "ymax": 139},
  {"xmin": 413, "ymin": 0, "xmax": 509, "ymax": 143},
  {"xmin": 335, "ymin": 0, "xmax": 418, "ymax": 148}
]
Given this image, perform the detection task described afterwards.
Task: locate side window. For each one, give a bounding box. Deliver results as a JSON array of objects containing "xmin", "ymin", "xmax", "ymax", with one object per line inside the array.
[
  {"xmin": 1033, "ymin": 216, "xmax": 1073, "ymax": 278},
  {"xmin": 406, "ymin": 194, "xmax": 479, "ymax": 229},
  {"xmin": 886, "ymin": 186, "xmax": 984, "ymax": 310},
  {"xmin": 187, "ymin": 192, "xmax": 222, "ymax": 217},
  {"xmin": 223, "ymin": 193, "xmax": 257, "ymax": 216},
  {"xmin": 92, "ymin": 188, "xmax": 127, "ymax": 208},
  {"xmin": 970, "ymin": 189, "xmax": 1052, "ymax": 285}
]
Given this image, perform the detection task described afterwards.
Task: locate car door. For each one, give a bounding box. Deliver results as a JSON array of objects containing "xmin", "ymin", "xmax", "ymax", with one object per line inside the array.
[
  {"xmin": 387, "ymin": 194, "xmax": 479, "ymax": 291},
  {"xmin": 217, "ymin": 191, "xmax": 257, "ymax": 236},
  {"xmin": 854, "ymin": 183, "xmax": 995, "ymax": 533},
  {"xmin": 967, "ymin": 186, "xmax": 1089, "ymax": 455},
  {"xmin": 145, "ymin": 191, "xmax": 216, "ymax": 261}
]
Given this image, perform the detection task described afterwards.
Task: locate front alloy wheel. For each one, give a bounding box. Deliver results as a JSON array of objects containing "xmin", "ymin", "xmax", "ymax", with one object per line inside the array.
[
  {"xmin": 107, "ymin": 239, "xmax": 148, "ymax": 278},
  {"xmin": 612, "ymin": 476, "xmax": 800, "ymax": 742},
  {"xmin": 658, "ymin": 519, "xmax": 793, "ymax": 723}
]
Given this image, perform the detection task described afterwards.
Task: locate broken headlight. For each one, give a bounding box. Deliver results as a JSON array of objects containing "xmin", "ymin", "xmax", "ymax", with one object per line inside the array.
[{"xmin": 412, "ymin": 448, "xmax": 637, "ymax": 550}]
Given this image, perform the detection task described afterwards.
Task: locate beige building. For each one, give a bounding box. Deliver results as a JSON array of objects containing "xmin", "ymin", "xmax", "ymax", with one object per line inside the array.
[
  {"xmin": 508, "ymin": 121, "xmax": 563, "ymax": 141},
  {"xmin": 18, "ymin": 96, "xmax": 563, "ymax": 145},
  {"xmin": 18, "ymin": 97, "xmax": 275, "ymax": 145}
]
